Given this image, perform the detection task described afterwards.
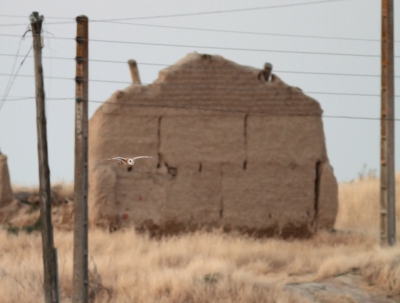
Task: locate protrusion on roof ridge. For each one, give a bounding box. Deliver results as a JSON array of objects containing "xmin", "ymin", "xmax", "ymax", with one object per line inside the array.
[
  {"xmin": 262, "ymin": 63, "xmax": 273, "ymax": 82},
  {"xmin": 128, "ymin": 59, "xmax": 141, "ymax": 84}
]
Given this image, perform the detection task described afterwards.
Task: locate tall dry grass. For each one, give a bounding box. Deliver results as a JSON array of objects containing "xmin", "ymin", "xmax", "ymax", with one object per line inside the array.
[
  {"xmin": 1, "ymin": 175, "xmax": 400, "ymax": 302},
  {"xmin": 2, "ymin": 229, "xmax": 400, "ymax": 303},
  {"xmin": 335, "ymin": 172, "xmax": 400, "ymax": 239}
]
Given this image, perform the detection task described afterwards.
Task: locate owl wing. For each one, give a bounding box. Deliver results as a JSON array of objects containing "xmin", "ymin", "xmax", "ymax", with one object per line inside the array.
[
  {"xmin": 101, "ymin": 157, "xmax": 127, "ymax": 164},
  {"xmin": 132, "ymin": 156, "xmax": 154, "ymax": 160}
]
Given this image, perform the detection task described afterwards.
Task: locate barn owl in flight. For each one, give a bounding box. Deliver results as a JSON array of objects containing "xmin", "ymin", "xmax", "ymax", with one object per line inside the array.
[{"xmin": 102, "ymin": 156, "xmax": 154, "ymax": 166}]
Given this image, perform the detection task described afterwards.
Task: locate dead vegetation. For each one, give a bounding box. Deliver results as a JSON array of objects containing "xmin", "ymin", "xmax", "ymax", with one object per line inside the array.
[
  {"xmin": 0, "ymin": 229, "xmax": 399, "ymax": 302},
  {"xmin": 0, "ymin": 174, "xmax": 400, "ymax": 302},
  {"xmin": 335, "ymin": 171, "xmax": 400, "ymax": 239}
]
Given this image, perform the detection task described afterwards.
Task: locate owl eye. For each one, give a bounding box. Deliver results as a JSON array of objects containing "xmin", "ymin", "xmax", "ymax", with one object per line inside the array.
[{"xmin": 128, "ymin": 159, "xmax": 134, "ymax": 165}]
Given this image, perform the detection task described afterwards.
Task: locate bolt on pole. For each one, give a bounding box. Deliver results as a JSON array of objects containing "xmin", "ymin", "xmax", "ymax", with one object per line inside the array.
[
  {"xmin": 380, "ymin": 0, "xmax": 396, "ymax": 246},
  {"xmin": 72, "ymin": 15, "xmax": 89, "ymax": 303},
  {"xmin": 30, "ymin": 11, "xmax": 59, "ymax": 303}
]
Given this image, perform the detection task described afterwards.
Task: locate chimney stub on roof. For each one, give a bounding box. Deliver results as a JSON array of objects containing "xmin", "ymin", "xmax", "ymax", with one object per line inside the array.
[{"xmin": 128, "ymin": 59, "xmax": 141, "ymax": 84}]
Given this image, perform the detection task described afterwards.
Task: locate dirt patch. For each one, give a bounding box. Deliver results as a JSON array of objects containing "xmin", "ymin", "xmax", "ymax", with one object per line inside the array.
[{"xmin": 287, "ymin": 273, "xmax": 399, "ymax": 303}]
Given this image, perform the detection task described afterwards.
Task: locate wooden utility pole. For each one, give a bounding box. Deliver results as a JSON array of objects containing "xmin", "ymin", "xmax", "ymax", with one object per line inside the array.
[
  {"xmin": 72, "ymin": 15, "xmax": 89, "ymax": 303},
  {"xmin": 380, "ymin": 0, "xmax": 396, "ymax": 246},
  {"xmin": 30, "ymin": 11, "xmax": 58, "ymax": 303}
]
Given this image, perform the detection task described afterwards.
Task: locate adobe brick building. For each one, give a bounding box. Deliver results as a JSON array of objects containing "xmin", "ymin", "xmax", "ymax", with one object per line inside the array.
[
  {"xmin": 88, "ymin": 53, "xmax": 338, "ymax": 237},
  {"xmin": 0, "ymin": 152, "xmax": 13, "ymax": 208}
]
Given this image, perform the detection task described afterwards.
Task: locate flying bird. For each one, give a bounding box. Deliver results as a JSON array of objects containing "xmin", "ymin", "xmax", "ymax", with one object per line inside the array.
[{"xmin": 101, "ymin": 156, "xmax": 154, "ymax": 166}]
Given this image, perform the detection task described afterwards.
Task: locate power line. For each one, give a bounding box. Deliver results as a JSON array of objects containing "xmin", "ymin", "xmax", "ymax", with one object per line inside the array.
[
  {"xmin": 0, "ymin": 30, "xmax": 32, "ymax": 113},
  {"xmin": 0, "ymin": 14, "xmax": 74, "ymax": 27},
  {"xmin": 0, "ymin": 72, "xmax": 388, "ymax": 97},
  {"xmin": 0, "ymin": 21, "xmax": 74, "ymax": 27},
  {"xmin": 99, "ymin": 0, "xmax": 348, "ymax": 21},
  {"xmin": 1, "ymin": 15, "xmax": 395, "ymax": 44},
  {"xmin": 0, "ymin": 52, "xmax": 392, "ymax": 79},
  {"xmin": 0, "ymin": 33, "xmax": 73, "ymax": 39},
  {"xmin": 0, "ymin": 2, "xmax": 345, "ymax": 22},
  {"xmin": 0, "ymin": 52, "xmax": 74, "ymax": 61},
  {"xmin": 0, "ymin": 33, "xmax": 387, "ymax": 58},
  {"xmin": 66, "ymin": 62, "xmax": 397, "ymax": 80},
  {"xmin": 0, "ymin": 14, "xmax": 74, "ymax": 20},
  {"xmin": 0, "ymin": 22, "xmax": 30, "ymax": 27},
  {"xmin": 1, "ymin": 33, "xmax": 27, "ymax": 106},
  {"xmin": 0, "ymin": 2, "xmax": 346, "ymax": 28},
  {"xmin": 2, "ymin": 23, "xmax": 382, "ymax": 44},
  {"xmin": 0, "ymin": 54, "xmax": 394, "ymax": 78},
  {"xmin": 91, "ymin": 100, "xmax": 385, "ymax": 121},
  {"xmin": 87, "ymin": 39, "xmax": 386, "ymax": 58},
  {"xmin": 0, "ymin": 96, "xmax": 389, "ymax": 121},
  {"xmin": 87, "ymin": 100, "xmax": 385, "ymax": 121},
  {"xmin": 95, "ymin": 21, "xmax": 397, "ymax": 44},
  {"xmin": 5, "ymin": 96, "xmax": 74, "ymax": 101}
]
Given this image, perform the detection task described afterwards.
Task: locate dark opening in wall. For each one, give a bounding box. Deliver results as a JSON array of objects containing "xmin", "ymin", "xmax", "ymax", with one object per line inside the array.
[
  {"xmin": 313, "ymin": 161, "xmax": 322, "ymax": 230},
  {"xmin": 166, "ymin": 163, "xmax": 177, "ymax": 177},
  {"xmin": 157, "ymin": 116, "xmax": 162, "ymax": 169},
  {"xmin": 243, "ymin": 114, "xmax": 248, "ymax": 171}
]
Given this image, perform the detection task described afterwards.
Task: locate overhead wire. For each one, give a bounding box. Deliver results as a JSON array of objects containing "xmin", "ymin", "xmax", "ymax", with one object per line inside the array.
[
  {"xmin": 97, "ymin": 0, "xmax": 348, "ymax": 21},
  {"xmin": 0, "ymin": 1, "xmax": 347, "ymax": 28},
  {"xmin": 5, "ymin": 96, "xmax": 74, "ymax": 101},
  {"xmin": 1, "ymin": 33, "xmax": 27, "ymax": 100},
  {"xmin": 0, "ymin": 2, "xmax": 346, "ymax": 22},
  {"xmin": 0, "ymin": 96, "xmax": 389, "ymax": 122},
  {"xmin": 0, "ymin": 3, "xmax": 394, "ymax": 122},
  {"xmin": 94, "ymin": 21, "xmax": 398, "ymax": 43},
  {"xmin": 87, "ymin": 99, "xmax": 386, "ymax": 121},
  {"xmin": 0, "ymin": 72, "xmax": 390, "ymax": 98},
  {"xmin": 0, "ymin": 33, "xmax": 390, "ymax": 58},
  {"xmin": 0, "ymin": 21, "xmax": 74, "ymax": 27},
  {"xmin": 0, "ymin": 14, "xmax": 74, "ymax": 27},
  {"xmin": 0, "ymin": 53, "xmax": 393, "ymax": 78},
  {"xmin": 2, "ymin": 19, "xmax": 395, "ymax": 44},
  {"xmin": 0, "ymin": 14, "xmax": 74, "ymax": 20},
  {"xmin": 85, "ymin": 39, "xmax": 388, "ymax": 58},
  {"xmin": 0, "ymin": 28, "xmax": 32, "ymax": 112}
]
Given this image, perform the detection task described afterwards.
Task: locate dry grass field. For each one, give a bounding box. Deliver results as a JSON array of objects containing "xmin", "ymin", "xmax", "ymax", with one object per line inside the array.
[
  {"xmin": 1, "ymin": 174, "xmax": 400, "ymax": 302},
  {"xmin": 335, "ymin": 172, "xmax": 400, "ymax": 238}
]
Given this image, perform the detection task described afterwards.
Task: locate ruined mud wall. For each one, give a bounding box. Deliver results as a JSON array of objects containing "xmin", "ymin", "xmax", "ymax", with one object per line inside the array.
[
  {"xmin": 0, "ymin": 153, "xmax": 13, "ymax": 208},
  {"xmin": 89, "ymin": 53, "xmax": 338, "ymax": 237}
]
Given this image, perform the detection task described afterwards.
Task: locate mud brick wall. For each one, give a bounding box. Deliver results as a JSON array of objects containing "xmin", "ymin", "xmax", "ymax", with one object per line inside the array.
[
  {"xmin": 88, "ymin": 53, "xmax": 338, "ymax": 237},
  {"xmin": 0, "ymin": 153, "xmax": 13, "ymax": 208}
]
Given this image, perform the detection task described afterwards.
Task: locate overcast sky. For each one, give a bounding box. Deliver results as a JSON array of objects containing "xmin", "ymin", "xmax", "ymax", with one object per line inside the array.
[{"xmin": 0, "ymin": 0, "xmax": 399, "ymax": 186}]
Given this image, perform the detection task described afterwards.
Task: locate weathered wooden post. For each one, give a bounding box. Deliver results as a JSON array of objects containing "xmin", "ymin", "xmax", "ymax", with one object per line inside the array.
[
  {"xmin": 380, "ymin": 0, "xmax": 396, "ymax": 246},
  {"xmin": 72, "ymin": 15, "xmax": 89, "ymax": 303},
  {"xmin": 30, "ymin": 11, "xmax": 58, "ymax": 303}
]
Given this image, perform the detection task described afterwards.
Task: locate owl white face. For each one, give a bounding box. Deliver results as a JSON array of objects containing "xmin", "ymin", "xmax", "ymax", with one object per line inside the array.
[{"xmin": 127, "ymin": 158, "xmax": 134, "ymax": 165}]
